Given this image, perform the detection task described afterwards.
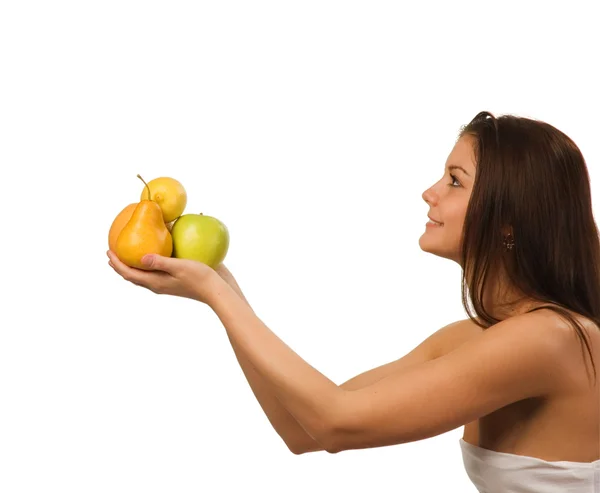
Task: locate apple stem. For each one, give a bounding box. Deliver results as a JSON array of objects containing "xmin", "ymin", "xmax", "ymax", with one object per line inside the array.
[{"xmin": 137, "ymin": 174, "xmax": 152, "ymax": 201}]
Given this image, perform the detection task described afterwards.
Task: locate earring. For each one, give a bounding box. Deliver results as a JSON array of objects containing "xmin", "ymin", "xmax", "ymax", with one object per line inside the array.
[{"xmin": 503, "ymin": 233, "xmax": 515, "ymax": 251}]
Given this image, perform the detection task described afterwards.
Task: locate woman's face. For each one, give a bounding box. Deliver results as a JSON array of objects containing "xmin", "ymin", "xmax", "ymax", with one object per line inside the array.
[{"xmin": 419, "ymin": 134, "xmax": 477, "ymax": 264}]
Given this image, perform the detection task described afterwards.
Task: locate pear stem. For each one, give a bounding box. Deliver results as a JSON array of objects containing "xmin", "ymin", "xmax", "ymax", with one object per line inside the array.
[{"xmin": 137, "ymin": 174, "xmax": 152, "ymax": 201}]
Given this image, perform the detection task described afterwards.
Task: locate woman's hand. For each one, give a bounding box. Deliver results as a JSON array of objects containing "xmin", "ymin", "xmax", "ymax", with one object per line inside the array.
[{"xmin": 107, "ymin": 250, "xmax": 224, "ymax": 305}]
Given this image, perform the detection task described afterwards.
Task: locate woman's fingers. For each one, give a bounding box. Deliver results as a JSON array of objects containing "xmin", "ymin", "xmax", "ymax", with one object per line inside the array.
[
  {"xmin": 108, "ymin": 251, "xmax": 153, "ymax": 285},
  {"xmin": 108, "ymin": 251, "xmax": 177, "ymax": 296}
]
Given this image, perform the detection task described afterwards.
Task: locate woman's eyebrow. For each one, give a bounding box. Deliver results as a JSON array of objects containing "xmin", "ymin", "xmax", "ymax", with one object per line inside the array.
[{"xmin": 448, "ymin": 165, "xmax": 471, "ymax": 177}]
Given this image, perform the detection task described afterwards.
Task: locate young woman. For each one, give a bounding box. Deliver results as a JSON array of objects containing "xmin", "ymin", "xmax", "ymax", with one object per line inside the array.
[{"xmin": 108, "ymin": 111, "xmax": 600, "ymax": 492}]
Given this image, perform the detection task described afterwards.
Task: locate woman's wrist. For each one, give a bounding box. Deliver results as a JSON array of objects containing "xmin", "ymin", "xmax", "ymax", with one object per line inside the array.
[{"xmin": 199, "ymin": 269, "xmax": 232, "ymax": 306}]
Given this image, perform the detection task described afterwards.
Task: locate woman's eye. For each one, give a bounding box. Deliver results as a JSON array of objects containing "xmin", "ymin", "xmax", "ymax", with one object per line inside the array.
[{"xmin": 449, "ymin": 174, "xmax": 461, "ymax": 187}]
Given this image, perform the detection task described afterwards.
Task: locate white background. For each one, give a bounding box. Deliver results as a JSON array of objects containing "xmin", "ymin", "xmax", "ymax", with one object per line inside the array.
[{"xmin": 1, "ymin": 1, "xmax": 598, "ymax": 492}]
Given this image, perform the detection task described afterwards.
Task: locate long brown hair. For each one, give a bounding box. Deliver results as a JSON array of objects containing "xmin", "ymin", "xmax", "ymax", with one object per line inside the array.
[{"xmin": 458, "ymin": 111, "xmax": 599, "ymax": 385}]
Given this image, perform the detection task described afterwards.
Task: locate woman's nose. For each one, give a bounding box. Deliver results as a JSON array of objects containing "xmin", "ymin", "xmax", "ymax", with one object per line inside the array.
[{"xmin": 422, "ymin": 186, "xmax": 437, "ymax": 206}]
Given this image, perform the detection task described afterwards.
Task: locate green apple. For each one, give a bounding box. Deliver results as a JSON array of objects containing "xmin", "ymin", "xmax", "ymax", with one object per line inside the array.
[{"xmin": 171, "ymin": 213, "xmax": 230, "ymax": 268}]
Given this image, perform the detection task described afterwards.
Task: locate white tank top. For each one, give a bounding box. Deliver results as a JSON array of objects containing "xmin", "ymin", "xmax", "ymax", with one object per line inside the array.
[{"xmin": 459, "ymin": 438, "xmax": 600, "ymax": 492}]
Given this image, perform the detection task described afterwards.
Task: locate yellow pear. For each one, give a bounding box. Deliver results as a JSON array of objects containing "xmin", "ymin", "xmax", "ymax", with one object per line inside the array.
[
  {"xmin": 115, "ymin": 175, "xmax": 173, "ymax": 270},
  {"xmin": 140, "ymin": 176, "xmax": 187, "ymax": 223},
  {"xmin": 108, "ymin": 203, "xmax": 137, "ymax": 252}
]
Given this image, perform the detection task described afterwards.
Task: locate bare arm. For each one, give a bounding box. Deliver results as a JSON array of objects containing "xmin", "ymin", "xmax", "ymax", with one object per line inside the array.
[{"xmin": 215, "ymin": 265, "xmax": 470, "ymax": 454}]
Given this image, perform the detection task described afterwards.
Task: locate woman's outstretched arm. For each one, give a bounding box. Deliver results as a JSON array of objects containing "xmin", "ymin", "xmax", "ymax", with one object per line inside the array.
[{"xmin": 108, "ymin": 250, "xmax": 485, "ymax": 454}]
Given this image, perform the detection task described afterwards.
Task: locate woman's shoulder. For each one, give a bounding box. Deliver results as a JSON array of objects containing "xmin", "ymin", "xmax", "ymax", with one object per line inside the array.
[
  {"xmin": 435, "ymin": 307, "xmax": 599, "ymax": 360},
  {"xmin": 524, "ymin": 304, "xmax": 600, "ymax": 348}
]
